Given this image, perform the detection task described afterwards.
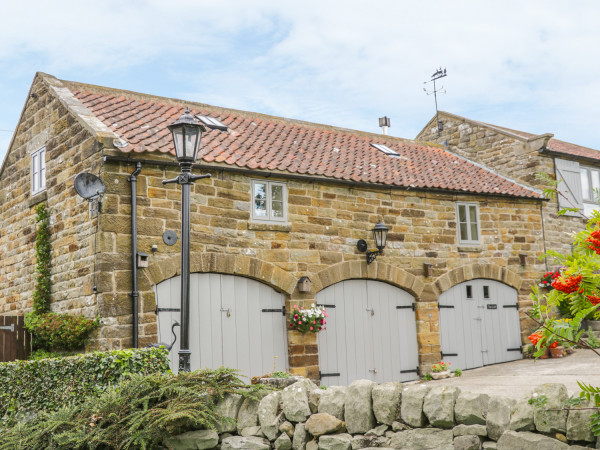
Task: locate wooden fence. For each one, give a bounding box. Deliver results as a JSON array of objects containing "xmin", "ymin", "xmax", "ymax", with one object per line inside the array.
[{"xmin": 0, "ymin": 315, "xmax": 31, "ymax": 362}]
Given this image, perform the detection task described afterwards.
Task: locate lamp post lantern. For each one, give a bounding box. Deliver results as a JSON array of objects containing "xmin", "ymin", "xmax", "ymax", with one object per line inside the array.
[{"xmin": 163, "ymin": 108, "xmax": 210, "ymax": 372}]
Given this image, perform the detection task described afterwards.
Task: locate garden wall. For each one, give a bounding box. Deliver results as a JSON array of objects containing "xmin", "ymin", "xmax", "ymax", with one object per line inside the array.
[{"xmin": 166, "ymin": 378, "xmax": 597, "ymax": 449}]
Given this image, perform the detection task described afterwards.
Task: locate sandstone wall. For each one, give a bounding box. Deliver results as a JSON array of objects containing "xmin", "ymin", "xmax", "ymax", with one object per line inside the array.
[
  {"xmin": 417, "ymin": 114, "xmax": 587, "ymax": 257},
  {"xmin": 0, "ymin": 75, "xmax": 102, "ymax": 319}
]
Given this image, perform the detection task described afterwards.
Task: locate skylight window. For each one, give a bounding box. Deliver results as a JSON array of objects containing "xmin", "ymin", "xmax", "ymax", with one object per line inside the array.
[
  {"xmin": 371, "ymin": 143, "xmax": 400, "ymax": 157},
  {"xmin": 194, "ymin": 115, "xmax": 228, "ymax": 131}
]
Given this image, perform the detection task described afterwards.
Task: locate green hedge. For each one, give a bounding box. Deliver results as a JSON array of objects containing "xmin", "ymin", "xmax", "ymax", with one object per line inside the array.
[{"xmin": 0, "ymin": 347, "xmax": 170, "ymax": 419}]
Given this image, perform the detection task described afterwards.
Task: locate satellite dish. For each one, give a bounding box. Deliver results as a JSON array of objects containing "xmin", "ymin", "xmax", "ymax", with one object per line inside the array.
[{"xmin": 74, "ymin": 172, "xmax": 105, "ymax": 200}]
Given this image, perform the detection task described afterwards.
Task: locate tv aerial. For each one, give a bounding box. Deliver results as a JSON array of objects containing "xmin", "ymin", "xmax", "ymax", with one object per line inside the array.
[
  {"xmin": 423, "ymin": 67, "xmax": 447, "ymax": 132},
  {"xmin": 74, "ymin": 172, "xmax": 105, "ymax": 216}
]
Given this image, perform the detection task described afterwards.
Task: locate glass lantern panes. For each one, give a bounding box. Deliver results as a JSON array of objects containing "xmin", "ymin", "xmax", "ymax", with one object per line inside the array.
[
  {"xmin": 252, "ymin": 180, "xmax": 287, "ymax": 222},
  {"xmin": 253, "ymin": 182, "xmax": 267, "ymax": 217},
  {"xmin": 456, "ymin": 203, "xmax": 480, "ymax": 245}
]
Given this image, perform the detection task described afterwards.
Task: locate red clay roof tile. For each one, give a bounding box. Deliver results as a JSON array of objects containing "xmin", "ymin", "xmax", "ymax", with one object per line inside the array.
[{"xmin": 67, "ymin": 83, "xmax": 540, "ymax": 199}]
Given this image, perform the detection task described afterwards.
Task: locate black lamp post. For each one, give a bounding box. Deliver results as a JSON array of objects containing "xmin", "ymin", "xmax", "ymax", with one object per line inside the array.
[{"xmin": 163, "ymin": 108, "xmax": 210, "ymax": 372}]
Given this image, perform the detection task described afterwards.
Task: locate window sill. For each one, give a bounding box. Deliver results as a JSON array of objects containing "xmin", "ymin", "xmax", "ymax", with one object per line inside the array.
[
  {"xmin": 457, "ymin": 245, "xmax": 483, "ymax": 253},
  {"xmin": 248, "ymin": 222, "xmax": 291, "ymax": 232},
  {"xmin": 28, "ymin": 190, "xmax": 47, "ymax": 207}
]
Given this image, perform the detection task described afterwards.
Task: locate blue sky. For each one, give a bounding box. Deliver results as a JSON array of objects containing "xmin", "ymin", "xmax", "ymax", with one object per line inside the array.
[{"xmin": 1, "ymin": 1, "xmax": 600, "ymax": 165}]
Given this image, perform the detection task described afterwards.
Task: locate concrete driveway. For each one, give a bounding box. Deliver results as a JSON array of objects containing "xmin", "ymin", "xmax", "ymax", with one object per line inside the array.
[{"xmin": 410, "ymin": 349, "xmax": 600, "ymax": 399}]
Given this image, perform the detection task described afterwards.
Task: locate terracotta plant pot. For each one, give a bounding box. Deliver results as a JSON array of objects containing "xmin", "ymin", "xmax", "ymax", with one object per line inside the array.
[
  {"xmin": 430, "ymin": 370, "xmax": 451, "ymax": 380},
  {"xmin": 550, "ymin": 346, "xmax": 564, "ymax": 358},
  {"xmin": 539, "ymin": 348, "xmax": 551, "ymax": 359}
]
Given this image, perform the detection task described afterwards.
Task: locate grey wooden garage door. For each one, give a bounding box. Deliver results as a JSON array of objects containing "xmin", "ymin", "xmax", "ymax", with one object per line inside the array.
[
  {"xmin": 154, "ymin": 273, "xmax": 288, "ymax": 379},
  {"xmin": 317, "ymin": 280, "xmax": 419, "ymax": 386},
  {"xmin": 438, "ymin": 279, "xmax": 522, "ymax": 370}
]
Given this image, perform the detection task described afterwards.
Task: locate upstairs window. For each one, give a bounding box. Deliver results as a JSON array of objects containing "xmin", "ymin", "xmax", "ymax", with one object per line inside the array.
[
  {"xmin": 456, "ymin": 202, "xmax": 480, "ymax": 245},
  {"xmin": 31, "ymin": 147, "xmax": 46, "ymax": 195},
  {"xmin": 580, "ymin": 166, "xmax": 600, "ymax": 215},
  {"xmin": 252, "ymin": 180, "xmax": 287, "ymax": 222}
]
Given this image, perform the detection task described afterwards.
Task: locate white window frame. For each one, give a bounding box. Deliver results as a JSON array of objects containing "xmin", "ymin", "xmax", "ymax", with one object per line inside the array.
[
  {"xmin": 580, "ymin": 165, "xmax": 600, "ymax": 216},
  {"xmin": 251, "ymin": 179, "xmax": 287, "ymax": 223},
  {"xmin": 31, "ymin": 147, "xmax": 46, "ymax": 195},
  {"xmin": 456, "ymin": 202, "xmax": 481, "ymax": 245}
]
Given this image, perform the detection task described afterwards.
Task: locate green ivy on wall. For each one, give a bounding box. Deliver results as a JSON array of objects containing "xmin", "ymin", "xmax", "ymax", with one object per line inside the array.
[
  {"xmin": 26, "ymin": 202, "xmax": 99, "ymax": 351},
  {"xmin": 32, "ymin": 202, "xmax": 51, "ymax": 315}
]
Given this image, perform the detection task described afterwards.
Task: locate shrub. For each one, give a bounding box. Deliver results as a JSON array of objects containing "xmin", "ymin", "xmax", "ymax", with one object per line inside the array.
[
  {"xmin": 25, "ymin": 311, "xmax": 100, "ymax": 351},
  {"xmin": 0, "ymin": 367, "xmax": 269, "ymax": 449},
  {"xmin": 0, "ymin": 347, "xmax": 170, "ymax": 422}
]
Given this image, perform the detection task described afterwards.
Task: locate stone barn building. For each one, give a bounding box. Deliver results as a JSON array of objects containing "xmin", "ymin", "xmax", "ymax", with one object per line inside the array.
[{"xmin": 0, "ymin": 73, "xmax": 547, "ymax": 383}]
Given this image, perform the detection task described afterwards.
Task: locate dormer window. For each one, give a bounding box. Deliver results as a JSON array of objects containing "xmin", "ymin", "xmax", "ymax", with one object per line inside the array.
[{"xmin": 31, "ymin": 147, "xmax": 46, "ymax": 195}]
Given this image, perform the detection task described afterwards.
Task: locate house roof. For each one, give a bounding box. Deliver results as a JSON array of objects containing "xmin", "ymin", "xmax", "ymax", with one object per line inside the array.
[
  {"xmin": 19, "ymin": 74, "xmax": 542, "ymax": 199},
  {"xmin": 419, "ymin": 111, "xmax": 600, "ymax": 163}
]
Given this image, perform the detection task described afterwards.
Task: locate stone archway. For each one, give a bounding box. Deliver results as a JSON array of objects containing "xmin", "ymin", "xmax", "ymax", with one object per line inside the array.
[
  {"xmin": 140, "ymin": 252, "xmax": 297, "ymax": 295},
  {"xmin": 312, "ymin": 260, "xmax": 424, "ymax": 297},
  {"xmin": 431, "ymin": 263, "xmax": 523, "ymax": 299}
]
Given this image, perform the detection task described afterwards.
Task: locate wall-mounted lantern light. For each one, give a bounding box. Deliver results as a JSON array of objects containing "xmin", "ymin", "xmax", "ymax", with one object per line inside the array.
[{"xmin": 356, "ymin": 219, "xmax": 389, "ymax": 264}]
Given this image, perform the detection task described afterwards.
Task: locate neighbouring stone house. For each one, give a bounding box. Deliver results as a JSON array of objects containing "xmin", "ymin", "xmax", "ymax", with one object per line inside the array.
[
  {"xmin": 417, "ymin": 111, "xmax": 600, "ymax": 257},
  {"xmin": 0, "ymin": 73, "xmax": 547, "ymax": 383}
]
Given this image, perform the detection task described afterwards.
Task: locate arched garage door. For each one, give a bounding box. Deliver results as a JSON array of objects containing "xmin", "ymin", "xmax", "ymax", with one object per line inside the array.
[
  {"xmin": 317, "ymin": 280, "xmax": 419, "ymax": 386},
  {"xmin": 438, "ymin": 279, "xmax": 522, "ymax": 370},
  {"xmin": 154, "ymin": 273, "xmax": 288, "ymax": 378}
]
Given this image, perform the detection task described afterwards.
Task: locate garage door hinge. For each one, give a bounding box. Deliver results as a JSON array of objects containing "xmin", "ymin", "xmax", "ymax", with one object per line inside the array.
[
  {"xmin": 400, "ymin": 367, "xmax": 418, "ymax": 374},
  {"xmin": 317, "ymin": 304, "xmax": 336, "ymax": 308},
  {"xmin": 396, "ymin": 303, "xmax": 416, "ymax": 311},
  {"xmin": 507, "ymin": 346, "xmax": 523, "ymax": 352},
  {"xmin": 319, "ymin": 372, "xmax": 341, "ymax": 378},
  {"xmin": 441, "ymin": 352, "xmax": 458, "ymax": 358},
  {"xmin": 438, "ymin": 304, "xmax": 454, "ymax": 309},
  {"xmin": 155, "ymin": 307, "xmax": 181, "ymax": 314},
  {"xmin": 503, "ymin": 304, "xmax": 519, "ymax": 310},
  {"xmin": 262, "ymin": 306, "xmax": 286, "ymax": 316}
]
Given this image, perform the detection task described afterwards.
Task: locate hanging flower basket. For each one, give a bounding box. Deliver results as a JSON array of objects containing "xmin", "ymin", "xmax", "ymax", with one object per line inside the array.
[{"xmin": 288, "ymin": 304, "xmax": 327, "ymax": 333}]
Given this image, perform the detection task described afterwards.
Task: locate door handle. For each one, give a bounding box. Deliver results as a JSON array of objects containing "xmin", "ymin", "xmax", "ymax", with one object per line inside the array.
[
  {"xmin": 220, "ymin": 308, "xmax": 231, "ymax": 317},
  {"xmin": 366, "ymin": 308, "xmax": 374, "ymax": 316},
  {"xmin": 369, "ymin": 368, "xmax": 378, "ymax": 374}
]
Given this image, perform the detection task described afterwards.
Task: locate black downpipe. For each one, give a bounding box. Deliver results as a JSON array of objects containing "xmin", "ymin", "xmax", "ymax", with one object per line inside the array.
[{"xmin": 129, "ymin": 162, "xmax": 142, "ymax": 348}]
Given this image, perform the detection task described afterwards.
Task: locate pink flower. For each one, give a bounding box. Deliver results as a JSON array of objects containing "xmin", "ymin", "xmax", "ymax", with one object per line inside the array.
[
  {"xmin": 320, "ymin": 319, "xmax": 324, "ymax": 324},
  {"xmin": 298, "ymin": 320, "xmax": 302, "ymax": 324},
  {"xmin": 313, "ymin": 320, "xmax": 316, "ymax": 324},
  {"xmin": 289, "ymin": 323, "xmax": 293, "ymax": 327},
  {"xmin": 310, "ymin": 326, "xmax": 313, "ymax": 331},
  {"xmin": 294, "ymin": 314, "xmax": 298, "ymax": 319},
  {"xmin": 319, "ymin": 327, "xmax": 322, "ymax": 330},
  {"xmin": 293, "ymin": 305, "xmax": 297, "ymax": 308}
]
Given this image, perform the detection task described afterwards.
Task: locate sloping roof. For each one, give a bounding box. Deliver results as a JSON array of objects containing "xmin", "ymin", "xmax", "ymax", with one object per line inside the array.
[
  {"xmin": 491, "ymin": 124, "xmax": 600, "ymax": 162},
  {"xmin": 419, "ymin": 111, "xmax": 600, "ymax": 162},
  {"xmin": 49, "ymin": 76, "xmax": 539, "ymax": 199}
]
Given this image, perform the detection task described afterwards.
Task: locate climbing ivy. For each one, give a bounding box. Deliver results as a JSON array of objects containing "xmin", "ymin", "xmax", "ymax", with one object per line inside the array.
[{"xmin": 32, "ymin": 203, "xmax": 51, "ymax": 315}]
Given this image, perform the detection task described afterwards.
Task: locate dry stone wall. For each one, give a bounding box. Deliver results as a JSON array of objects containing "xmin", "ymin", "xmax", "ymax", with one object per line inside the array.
[
  {"xmin": 417, "ymin": 114, "xmax": 590, "ymax": 257},
  {"xmin": 164, "ymin": 378, "xmax": 596, "ymax": 449}
]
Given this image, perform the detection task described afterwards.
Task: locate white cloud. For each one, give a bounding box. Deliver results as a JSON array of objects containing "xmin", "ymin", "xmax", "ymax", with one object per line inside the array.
[{"xmin": 0, "ymin": 0, "xmax": 600, "ymax": 165}]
